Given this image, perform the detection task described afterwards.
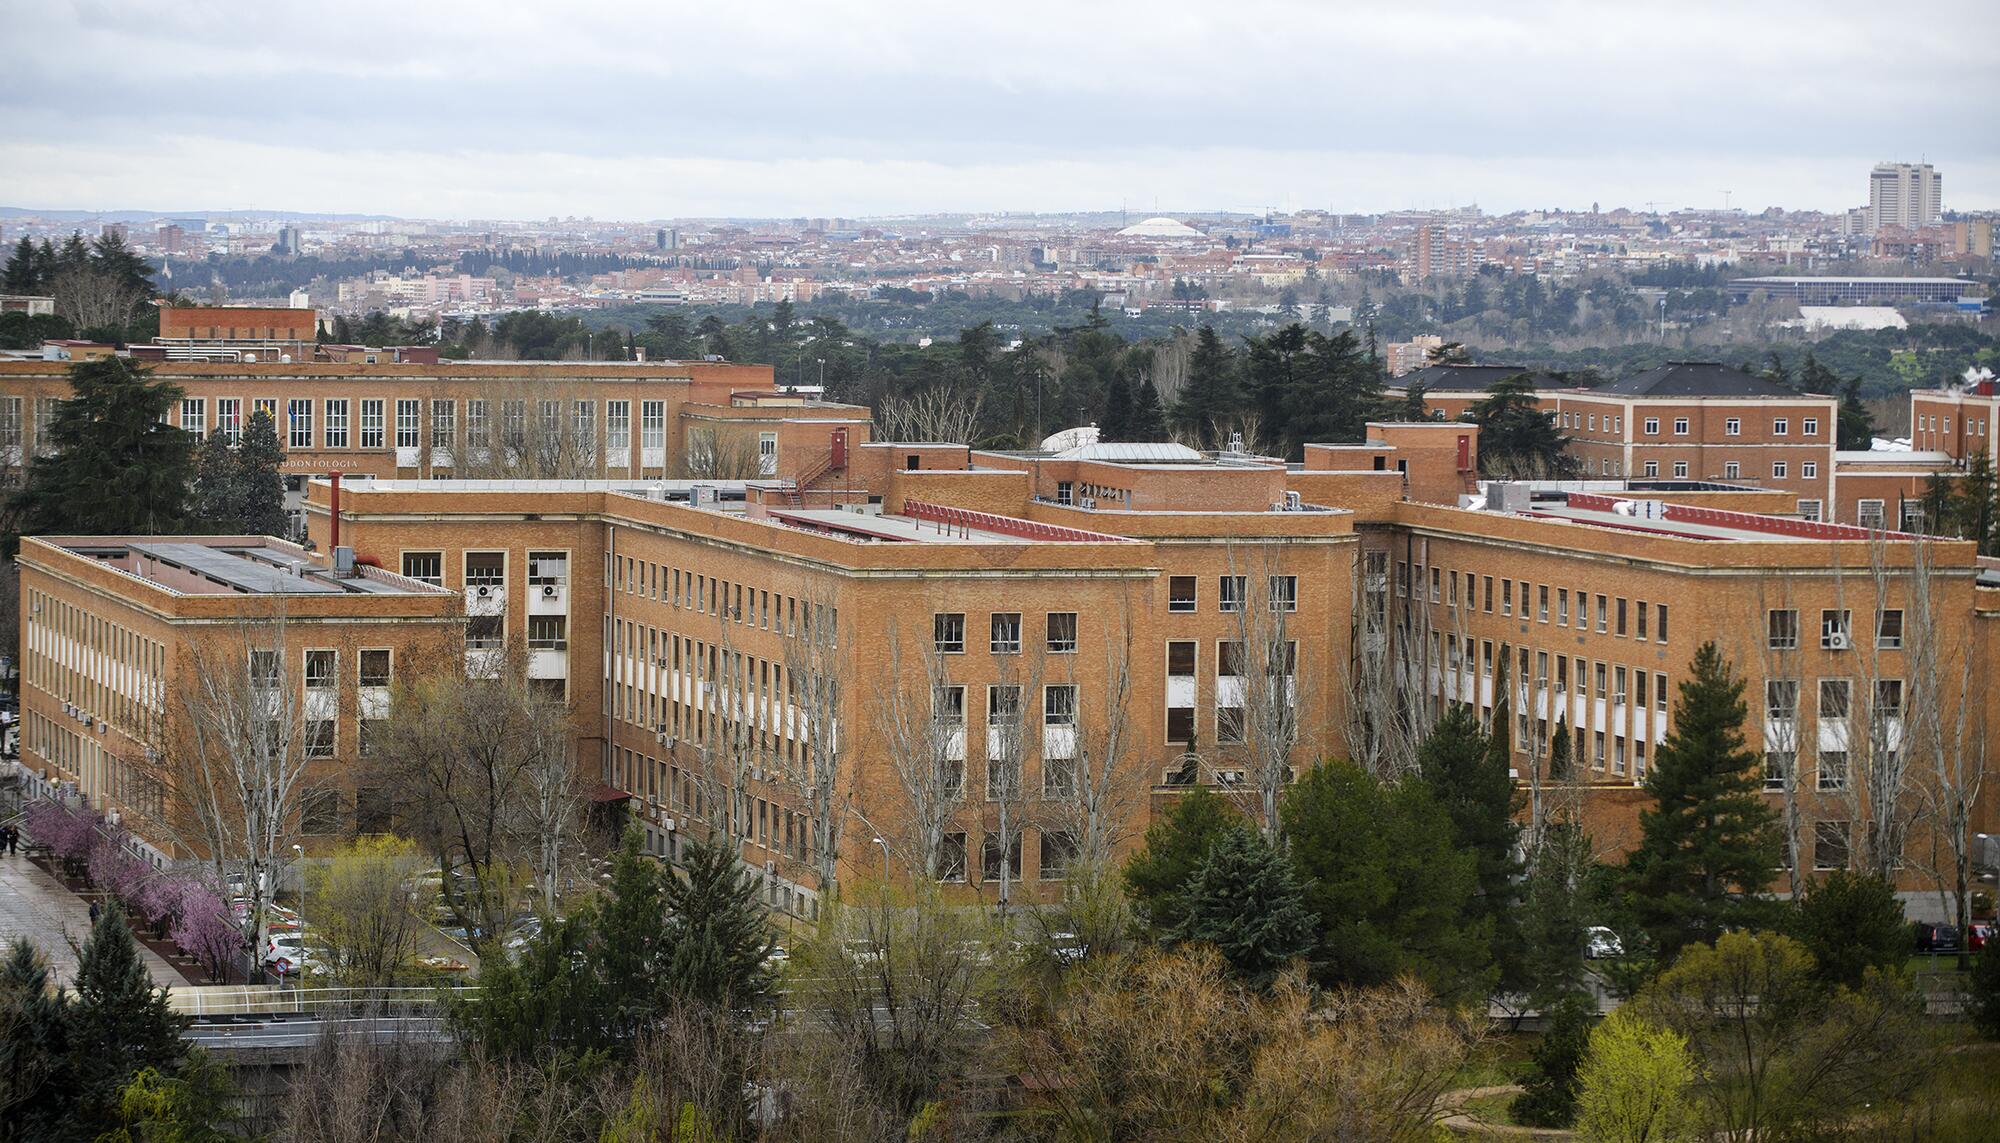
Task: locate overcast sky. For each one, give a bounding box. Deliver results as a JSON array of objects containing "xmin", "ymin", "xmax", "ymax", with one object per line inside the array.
[{"xmin": 2, "ymin": 0, "xmax": 1993, "ymax": 221}]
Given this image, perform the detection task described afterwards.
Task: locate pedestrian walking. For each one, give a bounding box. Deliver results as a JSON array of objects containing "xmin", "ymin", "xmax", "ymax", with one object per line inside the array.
[
  {"xmin": 89, "ymin": 899, "xmax": 100, "ymax": 924},
  {"xmin": 6, "ymin": 826, "xmax": 14, "ymax": 854}
]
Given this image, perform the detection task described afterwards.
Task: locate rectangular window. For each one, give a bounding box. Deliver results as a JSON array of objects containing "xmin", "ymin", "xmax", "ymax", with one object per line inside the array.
[
  {"xmin": 1168, "ymin": 641, "xmax": 1196, "ymax": 677},
  {"xmin": 1817, "ymin": 750, "xmax": 1848, "ymax": 792},
  {"xmin": 0, "ymin": 396, "xmax": 21, "ymax": 452},
  {"xmin": 1040, "ymin": 831, "xmax": 1076, "ymax": 880},
  {"xmin": 1820, "ymin": 609, "xmax": 1852, "ymax": 650},
  {"xmin": 1595, "ymin": 594, "xmax": 1608, "ymax": 633},
  {"xmin": 1642, "ymin": 461, "xmax": 1659, "ymax": 477},
  {"xmin": 400, "ymin": 551, "xmax": 441, "ymax": 584},
  {"xmin": 1768, "ymin": 607, "xmax": 1800, "ymax": 651},
  {"xmin": 1857, "ymin": 500, "xmax": 1885, "ymax": 529},
  {"xmin": 1803, "ymin": 417, "xmax": 1818, "ymax": 436},
  {"xmin": 1501, "ymin": 579, "xmax": 1513, "ymax": 616},
  {"xmin": 305, "ymin": 720, "xmax": 335, "ymax": 759},
  {"xmin": 1773, "ymin": 417, "xmax": 1788, "ymax": 435},
  {"xmin": 465, "ymin": 400, "xmax": 489, "ymax": 449},
  {"xmin": 465, "ymin": 551, "xmax": 505, "ymax": 588},
  {"xmin": 359, "ymin": 399, "xmax": 385, "ymax": 448},
  {"xmin": 288, "ymin": 399, "xmax": 313, "ymax": 448},
  {"xmin": 180, "ymin": 397, "xmax": 206, "ymax": 434},
  {"xmin": 1874, "ymin": 679, "xmax": 1903, "ymax": 720},
  {"xmin": 1168, "ymin": 576, "xmax": 1196, "ymax": 612},
  {"xmin": 1814, "ymin": 820, "xmax": 1850, "ymax": 870},
  {"xmin": 1876, "ymin": 609, "xmax": 1903, "ymax": 649},
  {"xmin": 1044, "ymin": 684, "xmax": 1076, "ymax": 727},
  {"xmin": 1046, "ymin": 612, "xmax": 1077, "ymax": 653},
  {"xmin": 641, "ymin": 400, "xmax": 666, "ymax": 449},
  {"xmin": 1055, "ymin": 480, "xmax": 1074, "ymax": 505},
  {"xmin": 981, "ymin": 833, "xmax": 1022, "ymax": 882},
  {"xmin": 573, "ymin": 400, "xmax": 596, "ymax": 463},
  {"xmin": 1674, "ymin": 417, "xmax": 1689, "ymax": 435},
  {"xmin": 1537, "ymin": 584, "xmax": 1549, "ymax": 622},
  {"xmin": 323, "ymin": 399, "xmax": 349, "ymax": 448},
  {"xmin": 1772, "ymin": 461, "xmax": 1787, "ymax": 479},
  {"xmin": 990, "ymin": 613, "xmax": 1022, "ymax": 655},
  {"xmin": 1763, "ymin": 746, "xmax": 1794, "ymax": 790},
  {"xmin": 934, "ymin": 613, "xmax": 965, "ymax": 654},
  {"xmin": 358, "ymin": 649, "xmax": 391, "ymax": 688},
  {"xmin": 528, "ymin": 614, "xmax": 567, "ymax": 649},
  {"xmin": 1673, "ymin": 461, "xmax": 1689, "ymax": 478},
  {"xmin": 1219, "ymin": 576, "xmax": 1246, "ymax": 612},
  {"xmin": 1723, "ymin": 462, "xmax": 1741, "ymax": 479},
  {"xmin": 1557, "ymin": 588, "xmax": 1569, "ymax": 626},
  {"xmin": 1269, "ymin": 575, "xmax": 1297, "ymax": 612},
  {"xmin": 939, "ymin": 833, "xmax": 967, "ymax": 882},
  {"xmin": 501, "ymin": 400, "xmax": 526, "ymax": 450},
  {"xmin": 1616, "ymin": 598, "xmax": 1628, "ymax": 636},
  {"xmin": 606, "ymin": 400, "xmax": 631, "ymax": 455},
  {"xmin": 1656, "ymin": 605, "xmax": 1668, "ymax": 643},
  {"xmin": 216, "ymin": 398, "xmax": 242, "ymax": 444},
  {"xmin": 430, "ymin": 399, "xmax": 454, "ymax": 451},
  {"xmin": 1819, "ymin": 678, "xmax": 1850, "ymax": 720},
  {"xmin": 396, "ymin": 399, "xmax": 420, "ymax": 449},
  {"xmin": 1797, "ymin": 499, "xmax": 1822, "ymax": 521},
  {"xmin": 1483, "ymin": 575, "xmax": 1494, "ymax": 613},
  {"xmin": 1802, "ymin": 462, "xmax": 1818, "ymax": 479},
  {"xmin": 1725, "ymin": 417, "xmax": 1741, "ymax": 436},
  {"xmin": 304, "ymin": 649, "xmax": 336, "ymax": 689},
  {"xmin": 1637, "ymin": 601, "xmax": 1649, "ymax": 640},
  {"xmin": 1644, "ymin": 417, "xmax": 1659, "ymax": 435}
]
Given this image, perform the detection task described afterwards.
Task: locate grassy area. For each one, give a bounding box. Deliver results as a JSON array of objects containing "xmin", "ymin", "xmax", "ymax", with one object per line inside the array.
[
  {"xmin": 1450, "ymin": 1033, "xmax": 1533, "ymax": 1090},
  {"xmin": 1461, "ymin": 1091, "xmax": 1520, "ymax": 1127}
]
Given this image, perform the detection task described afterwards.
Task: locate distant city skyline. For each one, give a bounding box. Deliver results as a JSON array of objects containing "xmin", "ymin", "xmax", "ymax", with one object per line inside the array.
[{"xmin": 2, "ymin": 1, "xmax": 1994, "ymax": 220}]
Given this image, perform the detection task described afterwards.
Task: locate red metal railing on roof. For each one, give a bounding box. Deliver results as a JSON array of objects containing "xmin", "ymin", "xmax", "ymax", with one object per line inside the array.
[
  {"xmin": 1562, "ymin": 492, "xmax": 1916, "ymax": 541},
  {"xmin": 902, "ymin": 499, "xmax": 1129, "ymax": 543}
]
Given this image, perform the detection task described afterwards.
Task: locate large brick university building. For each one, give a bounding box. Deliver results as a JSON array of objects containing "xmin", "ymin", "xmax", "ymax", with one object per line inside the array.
[{"xmin": 9, "ymin": 351, "xmax": 1998, "ymax": 920}]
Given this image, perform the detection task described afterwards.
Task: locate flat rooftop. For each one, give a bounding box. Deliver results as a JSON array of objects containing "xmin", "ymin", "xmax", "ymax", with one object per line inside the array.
[
  {"xmin": 62, "ymin": 539, "xmax": 449, "ymax": 596},
  {"xmin": 1526, "ymin": 492, "xmax": 1905, "ymax": 544},
  {"xmin": 763, "ymin": 501, "xmax": 1133, "ymax": 545}
]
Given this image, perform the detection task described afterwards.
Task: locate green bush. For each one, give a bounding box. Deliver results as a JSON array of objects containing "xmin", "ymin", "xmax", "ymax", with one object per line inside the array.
[
  {"xmin": 1969, "ymin": 946, "xmax": 2000, "ymax": 1040},
  {"xmin": 1511, "ymin": 994, "xmax": 1594, "ymax": 1127}
]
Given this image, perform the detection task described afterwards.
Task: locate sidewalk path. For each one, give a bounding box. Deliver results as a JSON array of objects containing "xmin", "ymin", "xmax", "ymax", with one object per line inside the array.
[{"xmin": 0, "ymin": 852, "xmax": 187, "ymax": 990}]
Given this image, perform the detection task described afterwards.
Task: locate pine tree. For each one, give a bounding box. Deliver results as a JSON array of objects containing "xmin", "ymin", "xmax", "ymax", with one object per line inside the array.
[
  {"xmin": 592, "ymin": 825, "xmax": 674, "ymax": 1035},
  {"xmin": 1949, "ymin": 452, "xmax": 1998, "ymax": 553},
  {"xmin": 233, "ymin": 409, "xmax": 288, "ymax": 537},
  {"xmin": 1124, "ymin": 785, "xmax": 1239, "ymax": 935},
  {"xmin": 1624, "ymin": 642, "xmax": 1781, "ymax": 959},
  {"xmin": 2, "ymin": 939, "xmax": 76, "ymax": 1139},
  {"xmin": 189, "ymin": 430, "xmax": 240, "ymax": 532},
  {"xmin": 6, "ymin": 356, "xmax": 193, "ymax": 553},
  {"xmin": 663, "ymin": 839, "xmax": 774, "ymax": 1008},
  {"xmin": 1837, "ymin": 376, "xmax": 1877, "ymax": 452},
  {"xmin": 1548, "ymin": 713, "xmax": 1574, "ymax": 780},
  {"xmin": 1172, "ymin": 325, "xmax": 1241, "ymax": 444},
  {"xmin": 67, "ymin": 910, "xmax": 187, "ymax": 1133},
  {"xmin": 1128, "ymin": 377, "xmax": 1168, "ymax": 441},
  {"xmin": 1520, "ymin": 821, "xmax": 1596, "ymax": 1009},
  {"xmin": 1099, "ymin": 371, "xmax": 1134, "ymax": 442},
  {"xmin": 1419, "ymin": 700, "xmax": 1524, "ymax": 985},
  {"xmin": 3, "ymin": 235, "xmax": 44, "ymax": 293},
  {"xmin": 1167, "ymin": 827, "xmax": 1316, "ymax": 988}
]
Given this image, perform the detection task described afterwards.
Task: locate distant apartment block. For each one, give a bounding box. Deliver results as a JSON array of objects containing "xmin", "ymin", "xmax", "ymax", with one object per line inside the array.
[{"xmin": 1869, "ymin": 162, "xmax": 1941, "ymax": 231}]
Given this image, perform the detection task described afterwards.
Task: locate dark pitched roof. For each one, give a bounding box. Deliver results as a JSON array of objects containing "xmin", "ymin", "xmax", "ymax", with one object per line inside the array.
[
  {"xmin": 1597, "ymin": 361, "xmax": 1798, "ymax": 399},
  {"xmin": 1391, "ymin": 363, "xmax": 1565, "ymax": 392}
]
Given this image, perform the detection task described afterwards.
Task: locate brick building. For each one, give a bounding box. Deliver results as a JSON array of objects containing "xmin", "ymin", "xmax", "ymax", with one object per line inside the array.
[
  {"xmin": 14, "ymin": 536, "xmax": 458, "ymax": 866},
  {"xmin": 14, "ymin": 383, "xmax": 1999, "ymax": 918}
]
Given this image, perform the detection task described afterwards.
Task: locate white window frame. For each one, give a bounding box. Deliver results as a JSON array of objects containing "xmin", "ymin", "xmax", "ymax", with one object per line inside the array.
[
  {"xmin": 324, "ymin": 399, "xmax": 349, "ymax": 449},
  {"xmin": 359, "ymin": 399, "xmax": 385, "ymax": 448},
  {"xmin": 396, "ymin": 399, "xmax": 420, "ymax": 449},
  {"xmin": 287, "ymin": 398, "xmax": 313, "ymax": 448}
]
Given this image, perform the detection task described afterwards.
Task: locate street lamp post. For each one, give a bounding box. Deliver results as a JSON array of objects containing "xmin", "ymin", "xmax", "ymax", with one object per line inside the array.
[{"xmin": 291, "ymin": 842, "xmax": 305, "ymax": 983}]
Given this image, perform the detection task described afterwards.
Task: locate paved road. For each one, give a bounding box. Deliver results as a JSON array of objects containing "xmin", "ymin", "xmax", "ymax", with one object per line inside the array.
[
  {"xmin": 0, "ymin": 849, "xmax": 188, "ymax": 990},
  {"xmin": 186, "ymin": 1014, "xmax": 453, "ymax": 1052}
]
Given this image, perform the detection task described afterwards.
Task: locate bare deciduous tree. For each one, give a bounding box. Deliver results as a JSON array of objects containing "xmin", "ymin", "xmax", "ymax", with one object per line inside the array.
[
  {"xmin": 871, "ymin": 617, "xmax": 965, "ymax": 880},
  {"xmin": 980, "ymin": 639, "xmax": 1044, "ymax": 914},
  {"xmin": 780, "ymin": 584, "xmax": 849, "ymax": 902},
  {"xmin": 370, "ymin": 644, "xmax": 577, "ymax": 939},
  {"xmin": 876, "ymin": 386, "xmax": 983, "ymax": 444},
  {"xmin": 1047, "ymin": 597, "xmax": 1141, "ymax": 872},
  {"xmin": 1224, "ymin": 546, "xmax": 1300, "ymax": 840},
  {"xmin": 143, "ymin": 613, "xmax": 315, "ymax": 981},
  {"xmin": 677, "ymin": 425, "xmax": 768, "ymax": 480}
]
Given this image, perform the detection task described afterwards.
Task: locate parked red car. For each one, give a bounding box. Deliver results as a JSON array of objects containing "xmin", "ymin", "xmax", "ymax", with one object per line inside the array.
[{"xmin": 1969, "ymin": 922, "xmax": 1994, "ymax": 952}]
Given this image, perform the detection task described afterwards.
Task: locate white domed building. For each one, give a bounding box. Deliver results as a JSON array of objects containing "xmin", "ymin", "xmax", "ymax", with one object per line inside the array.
[{"xmin": 1116, "ymin": 216, "xmax": 1205, "ymax": 239}]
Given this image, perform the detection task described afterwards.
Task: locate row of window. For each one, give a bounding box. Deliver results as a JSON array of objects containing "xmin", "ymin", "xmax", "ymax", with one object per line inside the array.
[
  {"xmin": 615, "ymin": 553, "xmax": 833, "ymax": 641},
  {"xmin": 1766, "ymin": 608, "xmax": 1902, "ymax": 651},
  {"xmin": 934, "ymin": 612, "xmax": 1078, "ymax": 655},
  {"xmin": 1407, "ymin": 563, "xmax": 1672, "ymax": 644},
  {"xmin": 1914, "ymin": 412, "xmax": 1986, "ymax": 438},
  {"xmin": 401, "ymin": 550, "xmax": 570, "ymax": 592},
  {"xmin": 1165, "ymin": 575, "xmax": 1299, "ymax": 614},
  {"xmin": 1623, "ymin": 414, "xmax": 1821, "ymax": 438},
  {"xmin": 172, "ymin": 397, "xmax": 672, "ymax": 454},
  {"xmin": 22, "ymin": 587, "xmax": 166, "ymax": 731},
  {"xmin": 1635, "ymin": 458, "xmax": 1820, "ymax": 481}
]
